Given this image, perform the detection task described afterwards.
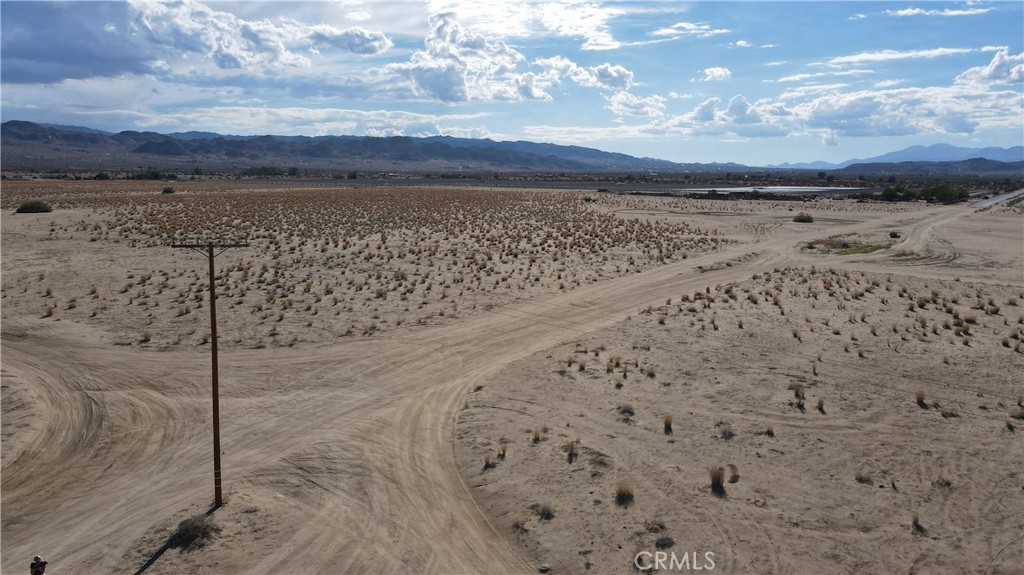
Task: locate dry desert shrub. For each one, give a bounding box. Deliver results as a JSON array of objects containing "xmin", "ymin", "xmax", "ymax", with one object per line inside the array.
[
  {"xmin": 916, "ymin": 390, "xmax": 928, "ymax": 409},
  {"xmin": 709, "ymin": 467, "xmax": 726, "ymax": 497},
  {"xmin": 912, "ymin": 513, "xmax": 926, "ymax": 536},
  {"xmin": 788, "ymin": 383, "xmax": 806, "ymax": 400},
  {"xmin": 532, "ymin": 503, "xmax": 555, "ymax": 521},
  {"xmin": 614, "ymin": 482, "xmax": 635, "ymax": 507},
  {"xmin": 663, "ymin": 415, "xmax": 673, "ymax": 435},
  {"xmin": 15, "ymin": 184, "xmax": 725, "ymax": 348},
  {"xmin": 565, "ymin": 440, "xmax": 578, "ymax": 464}
]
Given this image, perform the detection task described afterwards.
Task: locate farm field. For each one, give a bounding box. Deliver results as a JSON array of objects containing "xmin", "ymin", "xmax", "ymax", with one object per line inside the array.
[{"xmin": 2, "ymin": 180, "xmax": 1022, "ymax": 574}]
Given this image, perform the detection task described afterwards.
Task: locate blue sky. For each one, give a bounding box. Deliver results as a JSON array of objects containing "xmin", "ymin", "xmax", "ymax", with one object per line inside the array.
[{"xmin": 1, "ymin": 1, "xmax": 1021, "ymax": 165}]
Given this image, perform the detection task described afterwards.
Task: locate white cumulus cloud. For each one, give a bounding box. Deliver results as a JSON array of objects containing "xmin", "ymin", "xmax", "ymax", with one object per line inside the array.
[
  {"xmin": 427, "ymin": 0, "xmax": 627, "ymax": 51},
  {"xmin": 955, "ymin": 48, "xmax": 1024, "ymax": 86},
  {"xmin": 703, "ymin": 67, "xmax": 731, "ymax": 81},
  {"xmin": 651, "ymin": 21, "xmax": 729, "ymax": 38},
  {"xmin": 129, "ymin": 0, "xmax": 391, "ymax": 71},
  {"xmin": 533, "ymin": 56, "xmax": 634, "ymax": 90},
  {"xmin": 538, "ymin": 1, "xmax": 625, "ymax": 50},
  {"xmin": 606, "ymin": 91, "xmax": 666, "ymax": 117},
  {"xmin": 388, "ymin": 12, "xmax": 527, "ymax": 102}
]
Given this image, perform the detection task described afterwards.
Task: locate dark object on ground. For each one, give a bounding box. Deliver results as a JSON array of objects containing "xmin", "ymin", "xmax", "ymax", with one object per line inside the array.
[{"xmin": 16, "ymin": 200, "xmax": 52, "ymax": 213}]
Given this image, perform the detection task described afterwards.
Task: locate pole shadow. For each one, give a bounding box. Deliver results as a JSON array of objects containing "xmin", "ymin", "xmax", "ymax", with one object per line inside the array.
[{"xmin": 132, "ymin": 506, "xmax": 218, "ymax": 575}]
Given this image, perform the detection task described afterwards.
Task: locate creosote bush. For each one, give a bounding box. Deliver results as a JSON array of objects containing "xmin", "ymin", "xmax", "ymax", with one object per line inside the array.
[
  {"xmin": 535, "ymin": 503, "xmax": 555, "ymax": 521},
  {"xmin": 793, "ymin": 212, "xmax": 814, "ymax": 223},
  {"xmin": 709, "ymin": 467, "xmax": 726, "ymax": 497},
  {"xmin": 614, "ymin": 482, "xmax": 635, "ymax": 507},
  {"xmin": 727, "ymin": 464, "xmax": 739, "ymax": 484}
]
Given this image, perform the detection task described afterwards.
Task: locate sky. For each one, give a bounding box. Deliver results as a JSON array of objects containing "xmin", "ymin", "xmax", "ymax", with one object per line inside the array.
[{"xmin": 1, "ymin": 1, "xmax": 1022, "ymax": 165}]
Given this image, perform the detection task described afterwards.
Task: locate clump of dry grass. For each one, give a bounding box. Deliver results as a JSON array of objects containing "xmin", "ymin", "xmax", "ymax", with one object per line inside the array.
[
  {"xmin": 663, "ymin": 415, "xmax": 673, "ymax": 435},
  {"xmin": 655, "ymin": 536, "xmax": 675, "ymax": 550},
  {"xmin": 817, "ymin": 398, "xmax": 826, "ymax": 414},
  {"xmin": 727, "ymin": 464, "xmax": 739, "ymax": 484},
  {"xmin": 709, "ymin": 467, "xmax": 726, "ymax": 497},
  {"xmin": 614, "ymin": 482, "xmax": 635, "ymax": 507},
  {"xmin": 911, "ymin": 513, "xmax": 926, "ymax": 536},
  {"xmin": 788, "ymin": 383, "xmax": 806, "ymax": 400},
  {"xmin": 916, "ymin": 390, "xmax": 928, "ymax": 409},
  {"xmin": 566, "ymin": 440, "xmax": 578, "ymax": 464},
  {"xmin": 482, "ymin": 453, "xmax": 496, "ymax": 471},
  {"xmin": 532, "ymin": 503, "xmax": 555, "ymax": 521}
]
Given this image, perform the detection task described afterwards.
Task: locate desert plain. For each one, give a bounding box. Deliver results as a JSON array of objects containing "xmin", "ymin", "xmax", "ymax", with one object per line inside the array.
[{"xmin": 1, "ymin": 179, "xmax": 1022, "ymax": 575}]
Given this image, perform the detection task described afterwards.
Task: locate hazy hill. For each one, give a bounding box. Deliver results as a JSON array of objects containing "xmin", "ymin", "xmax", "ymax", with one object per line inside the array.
[
  {"xmin": 2, "ymin": 120, "xmax": 1021, "ymax": 176},
  {"xmin": 773, "ymin": 144, "xmax": 1024, "ymax": 170},
  {"xmin": 0, "ymin": 120, "xmax": 691, "ymax": 173},
  {"xmin": 839, "ymin": 157, "xmax": 1024, "ymax": 176}
]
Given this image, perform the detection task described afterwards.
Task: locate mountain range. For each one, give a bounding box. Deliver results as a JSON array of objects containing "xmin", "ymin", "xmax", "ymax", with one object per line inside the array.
[
  {"xmin": 1, "ymin": 120, "xmax": 1021, "ymax": 175},
  {"xmin": 771, "ymin": 143, "xmax": 1024, "ymax": 170}
]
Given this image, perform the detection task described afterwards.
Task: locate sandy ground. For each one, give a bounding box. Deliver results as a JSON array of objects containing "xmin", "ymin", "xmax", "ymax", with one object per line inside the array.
[{"xmin": 2, "ymin": 181, "xmax": 1022, "ymax": 575}]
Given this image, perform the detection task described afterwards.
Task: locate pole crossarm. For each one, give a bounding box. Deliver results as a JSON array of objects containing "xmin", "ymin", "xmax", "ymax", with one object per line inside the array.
[
  {"xmin": 171, "ymin": 239, "xmax": 249, "ymax": 249},
  {"xmin": 169, "ymin": 237, "xmax": 248, "ymax": 508}
]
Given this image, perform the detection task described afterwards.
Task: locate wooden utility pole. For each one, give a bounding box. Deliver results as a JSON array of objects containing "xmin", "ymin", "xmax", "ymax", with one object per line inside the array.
[{"xmin": 172, "ymin": 239, "xmax": 248, "ymax": 508}]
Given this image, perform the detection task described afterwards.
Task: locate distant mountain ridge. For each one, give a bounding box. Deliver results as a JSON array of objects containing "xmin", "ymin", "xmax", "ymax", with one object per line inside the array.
[
  {"xmin": 772, "ymin": 143, "xmax": 1024, "ymax": 169},
  {"xmin": 1, "ymin": 120, "xmax": 1021, "ymax": 175},
  {"xmin": 839, "ymin": 157, "xmax": 1024, "ymax": 176},
  {"xmin": 0, "ymin": 120, "xmax": 694, "ymax": 173}
]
